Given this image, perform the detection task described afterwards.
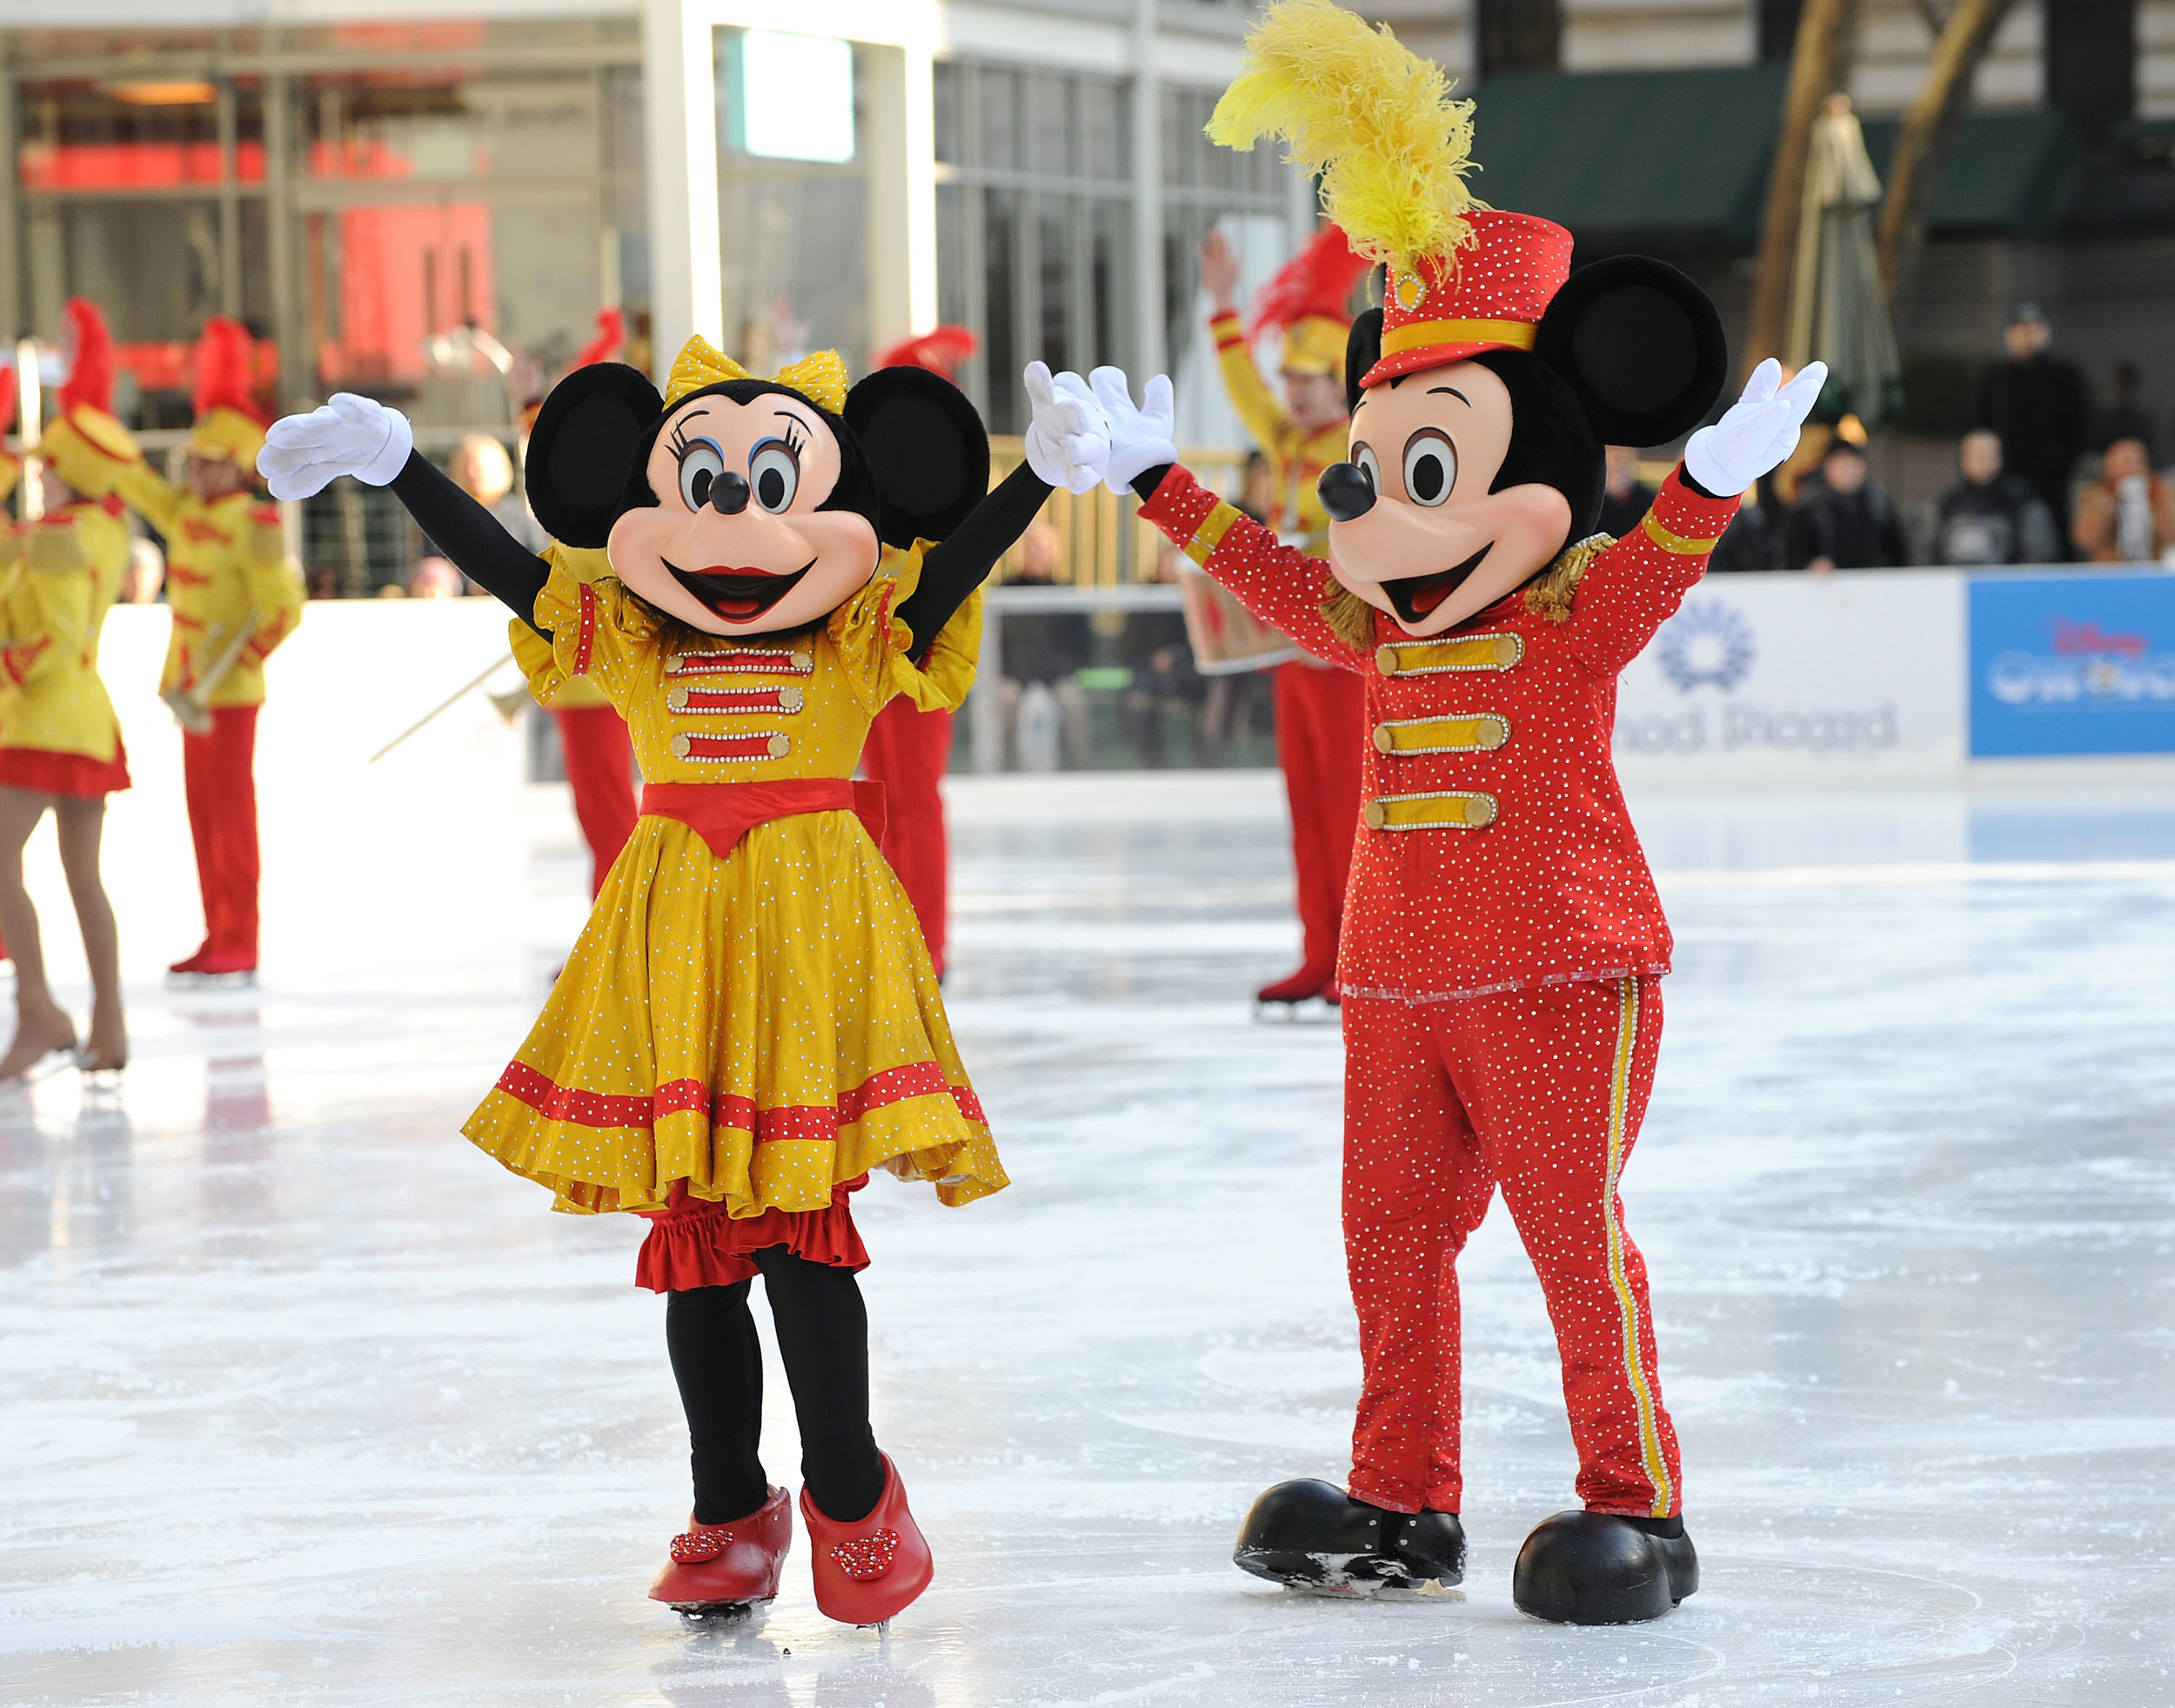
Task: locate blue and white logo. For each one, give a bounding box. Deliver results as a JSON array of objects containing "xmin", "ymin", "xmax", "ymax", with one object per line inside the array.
[{"xmin": 1656, "ymin": 599, "xmax": 1757, "ymax": 693}]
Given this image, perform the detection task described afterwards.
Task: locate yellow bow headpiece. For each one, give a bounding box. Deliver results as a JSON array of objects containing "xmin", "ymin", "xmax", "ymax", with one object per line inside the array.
[{"xmin": 664, "ymin": 335, "xmax": 849, "ymax": 414}]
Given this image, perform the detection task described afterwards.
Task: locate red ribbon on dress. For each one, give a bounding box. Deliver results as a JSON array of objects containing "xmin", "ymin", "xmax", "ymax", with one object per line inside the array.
[{"xmin": 640, "ymin": 778, "xmax": 887, "ymax": 860}]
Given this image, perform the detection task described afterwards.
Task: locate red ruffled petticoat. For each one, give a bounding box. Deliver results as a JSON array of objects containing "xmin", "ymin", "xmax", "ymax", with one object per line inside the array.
[
  {"xmin": 634, "ymin": 1176, "xmax": 872, "ymax": 1293},
  {"xmin": 0, "ymin": 738, "xmax": 131, "ymax": 799}
]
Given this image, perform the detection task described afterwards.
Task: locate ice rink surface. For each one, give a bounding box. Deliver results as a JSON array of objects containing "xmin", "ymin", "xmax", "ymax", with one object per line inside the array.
[{"xmin": 4, "ymin": 747, "xmax": 2173, "ymax": 1706}]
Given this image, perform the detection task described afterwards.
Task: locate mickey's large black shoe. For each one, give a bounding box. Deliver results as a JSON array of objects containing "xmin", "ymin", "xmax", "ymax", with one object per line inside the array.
[
  {"xmin": 1511, "ymin": 1510, "xmax": 1698, "ymax": 1624},
  {"xmin": 1233, "ymin": 1479, "xmax": 1464, "ymax": 1593}
]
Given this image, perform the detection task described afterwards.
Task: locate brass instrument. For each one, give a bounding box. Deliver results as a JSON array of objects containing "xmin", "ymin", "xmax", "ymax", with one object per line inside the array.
[
  {"xmin": 486, "ymin": 682, "xmax": 532, "ymax": 722},
  {"xmin": 163, "ymin": 607, "xmax": 263, "ymax": 735}
]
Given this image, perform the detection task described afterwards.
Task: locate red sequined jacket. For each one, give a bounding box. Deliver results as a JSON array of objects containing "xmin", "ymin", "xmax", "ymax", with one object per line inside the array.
[{"xmin": 1137, "ymin": 464, "xmax": 1736, "ymax": 1002}]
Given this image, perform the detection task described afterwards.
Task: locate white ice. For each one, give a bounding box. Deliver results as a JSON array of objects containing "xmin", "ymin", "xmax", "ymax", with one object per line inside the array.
[{"xmin": 3, "ymin": 624, "xmax": 2173, "ymax": 1705}]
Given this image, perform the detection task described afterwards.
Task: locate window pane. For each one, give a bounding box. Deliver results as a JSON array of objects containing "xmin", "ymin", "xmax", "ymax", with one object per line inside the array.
[
  {"xmin": 981, "ymin": 188, "xmax": 1020, "ymax": 434},
  {"xmin": 1027, "ymin": 72, "xmax": 1070, "ymax": 177},
  {"xmin": 1081, "ymin": 77, "xmax": 1125, "ymax": 182},
  {"xmin": 1038, "ymin": 195, "xmax": 1070, "ymax": 371},
  {"xmin": 934, "ymin": 61, "xmax": 961, "ymax": 165},
  {"xmin": 980, "ymin": 66, "xmax": 1019, "ymax": 171}
]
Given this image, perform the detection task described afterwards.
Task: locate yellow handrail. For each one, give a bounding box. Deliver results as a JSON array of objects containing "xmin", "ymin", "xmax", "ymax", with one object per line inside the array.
[{"xmin": 986, "ymin": 436, "xmax": 1252, "ymax": 586}]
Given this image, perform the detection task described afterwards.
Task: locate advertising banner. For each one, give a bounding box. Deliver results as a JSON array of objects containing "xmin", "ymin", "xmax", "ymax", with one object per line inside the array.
[
  {"xmin": 1613, "ymin": 571, "xmax": 1966, "ymax": 786},
  {"xmin": 1968, "ymin": 571, "xmax": 2175, "ymax": 757}
]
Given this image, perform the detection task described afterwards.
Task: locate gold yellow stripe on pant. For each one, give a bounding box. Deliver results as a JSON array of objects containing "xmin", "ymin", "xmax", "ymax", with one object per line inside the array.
[
  {"xmin": 1185, "ymin": 501, "xmax": 1245, "ymax": 567},
  {"xmin": 1375, "ymin": 633, "xmax": 1523, "ymax": 676},
  {"xmin": 1362, "ymin": 790, "xmax": 1497, "ymax": 831},
  {"xmin": 1374, "ymin": 714, "xmax": 1509, "ymax": 755},
  {"xmin": 1602, "ymin": 977, "xmax": 1674, "ymax": 1517}
]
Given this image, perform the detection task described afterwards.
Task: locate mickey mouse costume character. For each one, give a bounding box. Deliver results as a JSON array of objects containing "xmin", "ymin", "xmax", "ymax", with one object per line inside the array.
[
  {"xmin": 38, "ymin": 311, "xmax": 304, "ymax": 984},
  {"xmin": 1070, "ymin": 0, "xmax": 1824, "ymax": 1623},
  {"xmin": 259, "ymin": 342, "xmax": 1103, "ymax": 1627}
]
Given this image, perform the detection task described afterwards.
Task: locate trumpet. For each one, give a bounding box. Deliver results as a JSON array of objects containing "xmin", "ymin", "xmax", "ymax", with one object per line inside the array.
[
  {"xmin": 163, "ymin": 607, "xmax": 264, "ymax": 736},
  {"xmin": 487, "ymin": 682, "xmax": 532, "ymax": 723}
]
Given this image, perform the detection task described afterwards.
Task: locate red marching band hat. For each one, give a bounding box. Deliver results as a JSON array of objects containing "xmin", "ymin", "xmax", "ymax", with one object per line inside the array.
[{"xmin": 1365, "ymin": 211, "xmax": 1572, "ymax": 388}]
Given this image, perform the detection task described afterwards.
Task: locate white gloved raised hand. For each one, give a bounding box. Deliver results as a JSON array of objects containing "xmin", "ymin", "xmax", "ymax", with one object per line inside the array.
[
  {"xmin": 1683, "ymin": 358, "xmax": 1828, "ymax": 499},
  {"xmin": 1089, "ymin": 367, "xmax": 1177, "ymax": 496},
  {"xmin": 257, "ymin": 392, "xmax": 414, "ymax": 501},
  {"xmin": 1022, "ymin": 362, "xmax": 1109, "ymax": 496}
]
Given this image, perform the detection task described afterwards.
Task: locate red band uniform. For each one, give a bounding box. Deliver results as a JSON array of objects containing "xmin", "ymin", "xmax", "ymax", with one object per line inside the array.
[
  {"xmin": 1138, "ymin": 209, "xmax": 1737, "ymax": 1523},
  {"xmin": 1208, "ymin": 238, "xmax": 1367, "ymax": 1001},
  {"xmin": 41, "ymin": 318, "xmax": 304, "ymax": 976}
]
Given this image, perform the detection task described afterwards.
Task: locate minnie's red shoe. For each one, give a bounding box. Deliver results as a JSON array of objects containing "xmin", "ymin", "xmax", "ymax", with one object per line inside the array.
[
  {"xmin": 648, "ymin": 1485, "xmax": 792, "ymax": 1614},
  {"xmin": 799, "ymin": 1454, "xmax": 934, "ymax": 1626}
]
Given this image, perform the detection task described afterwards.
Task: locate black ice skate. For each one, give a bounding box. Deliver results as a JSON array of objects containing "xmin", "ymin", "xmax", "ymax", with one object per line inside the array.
[
  {"xmin": 1233, "ymin": 1478, "xmax": 1464, "ymax": 1596},
  {"xmin": 1510, "ymin": 1510, "xmax": 1697, "ymax": 1624}
]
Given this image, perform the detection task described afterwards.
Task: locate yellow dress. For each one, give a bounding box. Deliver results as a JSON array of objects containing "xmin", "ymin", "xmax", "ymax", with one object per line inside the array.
[
  {"xmin": 463, "ymin": 544, "xmax": 1007, "ymax": 1222},
  {"xmin": 0, "ymin": 499, "xmax": 130, "ymax": 795}
]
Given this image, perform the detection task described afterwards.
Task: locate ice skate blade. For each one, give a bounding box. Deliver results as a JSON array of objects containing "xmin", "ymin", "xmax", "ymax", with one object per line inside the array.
[
  {"xmin": 2, "ymin": 1043, "xmax": 83, "ymax": 1086},
  {"xmin": 167, "ymin": 969, "xmax": 257, "ymax": 990},
  {"xmin": 670, "ymin": 1597, "xmax": 765, "ymax": 1623},
  {"xmin": 1252, "ymin": 996, "xmax": 1338, "ymax": 1026}
]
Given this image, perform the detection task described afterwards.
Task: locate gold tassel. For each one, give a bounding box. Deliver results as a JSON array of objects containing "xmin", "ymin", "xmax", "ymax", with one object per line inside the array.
[{"xmin": 1522, "ymin": 532, "xmax": 1615, "ymax": 625}]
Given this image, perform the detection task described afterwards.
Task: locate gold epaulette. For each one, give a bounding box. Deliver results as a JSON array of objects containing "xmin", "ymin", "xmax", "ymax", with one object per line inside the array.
[{"xmin": 1522, "ymin": 532, "xmax": 1615, "ymax": 625}]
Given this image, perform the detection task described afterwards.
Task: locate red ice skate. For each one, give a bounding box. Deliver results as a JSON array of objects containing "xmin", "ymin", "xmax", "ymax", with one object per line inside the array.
[
  {"xmin": 648, "ymin": 1484, "xmax": 792, "ymax": 1615},
  {"xmin": 1255, "ymin": 964, "xmax": 1332, "ymax": 1005},
  {"xmin": 167, "ymin": 944, "xmax": 258, "ymax": 985},
  {"xmin": 799, "ymin": 1453, "xmax": 933, "ymax": 1627}
]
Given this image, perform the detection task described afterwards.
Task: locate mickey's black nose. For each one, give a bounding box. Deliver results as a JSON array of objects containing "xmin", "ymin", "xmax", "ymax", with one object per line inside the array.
[
  {"xmin": 710, "ymin": 470, "xmax": 751, "ymax": 515},
  {"xmin": 1319, "ymin": 461, "xmax": 1376, "ymax": 521}
]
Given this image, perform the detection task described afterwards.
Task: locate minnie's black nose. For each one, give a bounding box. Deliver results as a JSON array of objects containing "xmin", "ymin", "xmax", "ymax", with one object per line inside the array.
[
  {"xmin": 710, "ymin": 470, "xmax": 751, "ymax": 515},
  {"xmin": 1319, "ymin": 461, "xmax": 1376, "ymax": 521}
]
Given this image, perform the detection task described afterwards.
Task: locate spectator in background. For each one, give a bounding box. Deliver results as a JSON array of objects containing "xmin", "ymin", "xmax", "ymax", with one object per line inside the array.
[
  {"xmin": 1706, "ymin": 492, "xmax": 1773, "ymax": 573},
  {"xmin": 2073, "ymin": 437, "xmax": 2175, "ymax": 564},
  {"xmin": 1976, "ymin": 303, "xmax": 2090, "ymax": 559},
  {"xmin": 407, "ymin": 558, "xmax": 464, "ymax": 599},
  {"xmin": 305, "ymin": 566, "xmax": 344, "ymax": 600},
  {"xmin": 121, "ymin": 538, "xmax": 165, "ymax": 604},
  {"xmin": 1785, "ymin": 437, "xmax": 1906, "ymax": 573},
  {"xmin": 449, "ymin": 432, "xmax": 545, "ymax": 553},
  {"xmin": 1596, "ymin": 444, "xmax": 1656, "ymax": 537},
  {"xmin": 1934, "ymin": 430, "xmax": 2059, "ymax": 565},
  {"xmin": 2094, "ymin": 361, "xmax": 2155, "ymax": 460},
  {"xmin": 1237, "ymin": 449, "xmax": 1275, "ymax": 525}
]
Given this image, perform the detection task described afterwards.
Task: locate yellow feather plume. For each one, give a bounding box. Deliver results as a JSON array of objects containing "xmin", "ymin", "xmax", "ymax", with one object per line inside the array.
[{"xmin": 1207, "ymin": 0, "xmax": 1481, "ymax": 275}]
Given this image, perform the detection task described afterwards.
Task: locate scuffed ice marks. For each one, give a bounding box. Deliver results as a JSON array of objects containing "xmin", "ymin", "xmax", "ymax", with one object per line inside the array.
[{"xmin": 0, "ymin": 775, "xmax": 2172, "ymax": 1704}]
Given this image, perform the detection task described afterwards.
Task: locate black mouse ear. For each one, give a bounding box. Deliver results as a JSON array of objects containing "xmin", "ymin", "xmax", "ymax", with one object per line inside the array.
[
  {"xmin": 843, "ymin": 366, "xmax": 991, "ymax": 548},
  {"xmin": 525, "ymin": 363, "xmax": 663, "ymax": 547},
  {"xmin": 1346, "ymin": 308, "xmax": 1384, "ymax": 414},
  {"xmin": 1533, "ymin": 257, "xmax": 1726, "ymax": 447}
]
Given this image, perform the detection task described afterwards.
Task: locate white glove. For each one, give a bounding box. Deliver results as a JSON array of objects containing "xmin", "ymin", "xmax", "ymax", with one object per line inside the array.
[
  {"xmin": 1021, "ymin": 362, "xmax": 1108, "ymax": 497},
  {"xmin": 1089, "ymin": 367, "xmax": 1177, "ymax": 496},
  {"xmin": 257, "ymin": 392, "xmax": 414, "ymax": 501},
  {"xmin": 1683, "ymin": 358, "xmax": 1828, "ymax": 499}
]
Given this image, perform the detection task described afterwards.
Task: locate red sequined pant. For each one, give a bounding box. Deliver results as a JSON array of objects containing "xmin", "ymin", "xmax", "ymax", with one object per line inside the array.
[{"xmin": 1341, "ymin": 975, "xmax": 1681, "ymax": 1518}]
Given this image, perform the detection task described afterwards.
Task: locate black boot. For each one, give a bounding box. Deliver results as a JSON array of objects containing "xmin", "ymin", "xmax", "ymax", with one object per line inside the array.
[
  {"xmin": 1233, "ymin": 1479, "xmax": 1465, "ymax": 1593},
  {"xmin": 1510, "ymin": 1510, "xmax": 1697, "ymax": 1624}
]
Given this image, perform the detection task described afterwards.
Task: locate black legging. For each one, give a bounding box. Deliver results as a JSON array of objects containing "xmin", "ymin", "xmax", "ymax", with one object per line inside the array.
[{"xmin": 666, "ymin": 1245, "xmax": 884, "ymax": 1526}]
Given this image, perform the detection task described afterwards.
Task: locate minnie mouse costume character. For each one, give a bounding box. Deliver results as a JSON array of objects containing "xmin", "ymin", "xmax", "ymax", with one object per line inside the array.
[
  {"xmin": 259, "ymin": 344, "xmax": 1106, "ymax": 1625},
  {"xmin": 1073, "ymin": 0, "xmax": 1824, "ymax": 1623}
]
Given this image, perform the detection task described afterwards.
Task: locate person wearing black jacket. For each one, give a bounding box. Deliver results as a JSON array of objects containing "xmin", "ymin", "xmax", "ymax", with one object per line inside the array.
[
  {"xmin": 1934, "ymin": 430, "xmax": 2060, "ymax": 565},
  {"xmin": 1784, "ymin": 438, "xmax": 1907, "ymax": 572},
  {"xmin": 1976, "ymin": 305, "xmax": 2091, "ymax": 560}
]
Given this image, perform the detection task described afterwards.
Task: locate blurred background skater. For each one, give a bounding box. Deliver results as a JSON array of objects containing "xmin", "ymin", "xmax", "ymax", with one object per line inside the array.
[
  {"xmin": 0, "ymin": 338, "xmax": 132, "ymax": 1079},
  {"xmin": 2074, "ymin": 436, "xmax": 2175, "ymax": 563},
  {"xmin": 857, "ymin": 325, "xmax": 982, "ymax": 977},
  {"xmin": 37, "ymin": 308, "xmax": 304, "ymax": 984},
  {"xmin": 1200, "ymin": 222, "xmax": 1367, "ymax": 1012}
]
